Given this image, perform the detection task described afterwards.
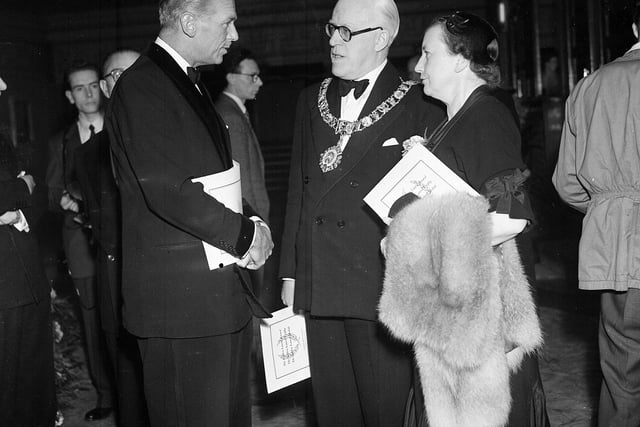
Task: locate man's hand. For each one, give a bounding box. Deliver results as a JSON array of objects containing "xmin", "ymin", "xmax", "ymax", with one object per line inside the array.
[
  {"xmin": 281, "ymin": 279, "xmax": 295, "ymax": 307},
  {"xmin": 236, "ymin": 220, "xmax": 273, "ymax": 270},
  {"xmin": 60, "ymin": 192, "xmax": 80, "ymax": 213},
  {"xmin": 19, "ymin": 174, "xmax": 36, "ymax": 195},
  {"xmin": 0, "ymin": 210, "xmax": 20, "ymax": 226}
]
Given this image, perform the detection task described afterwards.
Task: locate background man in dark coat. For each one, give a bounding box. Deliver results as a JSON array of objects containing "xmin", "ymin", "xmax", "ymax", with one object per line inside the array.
[
  {"xmin": 75, "ymin": 49, "xmax": 149, "ymax": 427},
  {"xmin": 279, "ymin": 0, "xmax": 444, "ymax": 425},
  {"xmin": 106, "ymin": 0, "xmax": 273, "ymax": 425},
  {"xmin": 215, "ymin": 47, "xmax": 270, "ymax": 294},
  {"xmin": 0, "ymin": 77, "xmax": 56, "ymax": 426},
  {"xmin": 45, "ymin": 62, "xmax": 115, "ymax": 421}
]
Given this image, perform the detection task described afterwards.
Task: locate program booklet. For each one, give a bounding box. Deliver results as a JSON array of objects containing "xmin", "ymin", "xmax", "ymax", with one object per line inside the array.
[
  {"xmin": 191, "ymin": 161, "xmax": 242, "ymax": 270},
  {"xmin": 364, "ymin": 144, "xmax": 478, "ymax": 224},
  {"xmin": 260, "ymin": 306, "xmax": 311, "ymax": 393}
]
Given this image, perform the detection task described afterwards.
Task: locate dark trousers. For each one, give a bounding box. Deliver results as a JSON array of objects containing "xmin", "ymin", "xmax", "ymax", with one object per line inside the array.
[
  {"xmin": 137, "ymin": 320, "xmax": 253, "ymax": 427},
  {"xmin": 306, "ymin": 316, "xmax": 413, "ymax": 427},
  {"xmin": 0, "ymin": 298, "xmax": 56, "ymax": 427},
  {"xmin": 598, "ymin": 289, "xmax": 640, "ymax": 427},
  {"xmin": 105, "ymin": 330, "xmax": 149, "ymax": 427},
  {"xmin": 74, "ymin": 276, "xmax": 114, "ymax": 408}
]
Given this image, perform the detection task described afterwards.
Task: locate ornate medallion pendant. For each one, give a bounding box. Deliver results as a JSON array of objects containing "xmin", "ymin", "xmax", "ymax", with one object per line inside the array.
[
  {"xmin": 319, "ymin": 144, "xmax": 343, "ymax": 173},
  {"xmin": 316, "ymin": 77, "xmax": 417, "ymax": 173}
]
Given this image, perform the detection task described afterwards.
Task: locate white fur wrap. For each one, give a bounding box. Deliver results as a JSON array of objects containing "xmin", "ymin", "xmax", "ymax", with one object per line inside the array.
[{"xmin": 378, "ymin": 193, "xmax": 542, "ymax": 427}]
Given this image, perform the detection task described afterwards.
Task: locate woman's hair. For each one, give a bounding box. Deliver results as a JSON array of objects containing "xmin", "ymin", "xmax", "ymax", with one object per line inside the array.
[{"xmin": 433, "ymin": 11, "xmax": 501, "ymax": 86}]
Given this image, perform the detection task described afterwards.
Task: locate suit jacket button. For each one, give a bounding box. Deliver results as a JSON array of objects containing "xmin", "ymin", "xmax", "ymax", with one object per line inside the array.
[
  {"xmin": 304, "ymin": 176, "xmax": 310, "ymax": 184},
  {"xmin": 337, "ymin": 220, "xmax": 346, "ymax": 228},
  {"xmin": 315, "ymin": 216, "xmax": 324, "ymax": 225},
  {"xmin": 349, "ymin": 180, "xmax": 359, "ymax": 188},
  {"xmin": 107, "ymin": 254, "xmax": 116, "ymax": 262}
]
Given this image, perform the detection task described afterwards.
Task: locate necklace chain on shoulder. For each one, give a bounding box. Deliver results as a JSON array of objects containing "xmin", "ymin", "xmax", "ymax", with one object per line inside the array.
[{"xmin": 317, "ymin": 77, "xmax": 417, "ymax": 136}]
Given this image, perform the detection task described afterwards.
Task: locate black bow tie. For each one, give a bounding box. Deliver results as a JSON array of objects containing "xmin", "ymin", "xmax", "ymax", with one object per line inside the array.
[
  {"xmin": 187, "ymin": 66, "xmax": 201, "ymax": 85},
  {"xmin": 338, "ymin": 78, "xmax": 370, "ymax": 99}
]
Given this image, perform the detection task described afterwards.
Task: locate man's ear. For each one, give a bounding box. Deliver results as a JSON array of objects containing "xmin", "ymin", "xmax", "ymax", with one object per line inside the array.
[
  {"xmin": 64, "ymin": 90, "xmax": 75, "ymax": 105},
  {"xmin": 375, "ymin": 30, "xmax": 390, "ymax": 52},
  {"xmin": 99, "ymin": 79, "xmax": 109, "ymax": 98},
  {"xmin": 226, "ymin": 73, "xmax": 234, "ymax": 87},
  {"xmin": 634, "ymin": 23, "xmax": 638, "ymax": 40},
  {"xmin": 180, "ymin": 12, "xmax": 197, "ymax": 38}
]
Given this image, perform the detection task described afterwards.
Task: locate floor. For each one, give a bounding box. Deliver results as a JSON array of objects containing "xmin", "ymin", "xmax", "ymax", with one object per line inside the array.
[
  {"xmin": 55, "ymin": 240, "xmax": 604, "ymax": 427},
  {"xmin": 48, "ymin": 182, "xmax": 605, "ymax": 426}
]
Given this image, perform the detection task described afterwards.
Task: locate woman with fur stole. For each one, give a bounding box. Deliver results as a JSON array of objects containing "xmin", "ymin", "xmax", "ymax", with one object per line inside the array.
[{"xmin": 378, "ymin": 12, "xmax": 549, "ymax": 427}]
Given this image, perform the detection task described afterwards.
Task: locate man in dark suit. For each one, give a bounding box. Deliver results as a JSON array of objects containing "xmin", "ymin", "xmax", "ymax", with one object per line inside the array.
[
  {"xmin": 279, "ymin": 0, "xmax": 444, "ymax": 425},
  {"xmin": 45, "ymin": 62, "xmax": 115, "ymax": 421},
  {"xmin": 105, "ymin": 0, "xmax": 273, "ymax": 425},
  {"xmin": 75, "ymin": 49, "xmax": 149, "ymax": 427},
  {"xmin": 0, "ymin": 77, "xmax": 57, "ymax": 426},
  {"xmin": 215, "ymin": 48, "xmax": 270, "ymax": 294}
]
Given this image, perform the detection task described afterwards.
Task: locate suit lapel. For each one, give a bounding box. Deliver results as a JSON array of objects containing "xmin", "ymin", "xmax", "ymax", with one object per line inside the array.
[
  {"xmin": 146, "ymin": 44, "xmax": 232, "ymax": 169},
  {"xmin": 220, "ymin": 94, "xmax": 265, "ymax": 169}
]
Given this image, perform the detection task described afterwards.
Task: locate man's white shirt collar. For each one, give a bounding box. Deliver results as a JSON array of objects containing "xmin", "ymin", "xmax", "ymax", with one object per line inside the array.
[
  {"xmin": 627, "ymin": 40, "xmax": 640, "ymax": 53},
  {"xmin": 223, "ymin": 91, "xmax": 247, "ymax": 114},
  {"xmin": 155, "ymin": 37, "xmax": 192, "ymax": 76},
  {"xmin": 339, "ymin": 59, "xmax": 387, "ymax": 122},
  {"xmin": 77, "ymin": 114, "xmax": 103, "ymax": 144},
  {"xmin": 345, "ymin": 59, "xmax": 388, "ymax": 102}
]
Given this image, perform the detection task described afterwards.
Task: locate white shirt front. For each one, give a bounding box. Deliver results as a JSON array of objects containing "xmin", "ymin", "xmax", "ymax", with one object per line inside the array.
[
  {"xmin": 77, "ymin": 114, "xmax": 103, "ymax": 144},
  {"xmin": 337, "ymin": 59, "xmax": 387, "ymax": 150}
]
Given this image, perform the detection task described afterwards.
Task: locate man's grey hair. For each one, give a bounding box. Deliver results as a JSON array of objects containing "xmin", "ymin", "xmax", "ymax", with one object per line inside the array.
[
  {"xmin": 375, "ymin": 0, "xmax": 400, "ymax": 44},
  {"xmin": 159, "ymin": 0, "xmax": 209, "ymax": 28}
]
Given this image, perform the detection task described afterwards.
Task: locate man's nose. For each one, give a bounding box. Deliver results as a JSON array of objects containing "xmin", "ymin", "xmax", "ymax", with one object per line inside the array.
[
  {"xmin": 228, "ymin": 22, "xmax": 239, "ymax": 42},
  {"xmin": 329, "ymin": 29, "xmax": 342, "ymax": 47}
]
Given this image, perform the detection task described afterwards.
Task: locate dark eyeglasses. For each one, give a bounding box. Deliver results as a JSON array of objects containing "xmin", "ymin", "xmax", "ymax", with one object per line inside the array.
[
  {"xmin": 324, "ymin": 23, "xmax": 382, "ymax": 42},
  {"xmin": 103, "ymin": 68, "xmax": 124, "ymax": 82},
  {"xmin": 438, "ymin": 11, "xmax": 471, "ymax": 35},
  {"xmin": 232, "ymin": 72, "xmax": 261, "ymax": 83}
]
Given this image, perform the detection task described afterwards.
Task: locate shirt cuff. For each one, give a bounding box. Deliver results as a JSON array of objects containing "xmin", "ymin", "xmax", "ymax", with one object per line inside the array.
[
  {"xmin": 240, "ymin": 216, "xmax": 269, "ymax": 259},
  {"xmin": 13, "ymin": 210, "xmax": 30, "ymax": 233}
]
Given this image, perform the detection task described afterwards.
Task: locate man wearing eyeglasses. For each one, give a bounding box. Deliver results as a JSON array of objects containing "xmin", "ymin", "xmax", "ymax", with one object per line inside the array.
[
  {"xmin": 279, "ymin": 0, "xmax": 444, "ymax": 425},
  {"xmin": 214, "ymin": 48, "xmax": 270, "ymax": 295},
  {"xmin": 74, "ymin": 49, "xmax": 150, "ymax": 427},
  {"xmin": 45, "ymin": 61, "xmax": 116, "ymax": 422}
]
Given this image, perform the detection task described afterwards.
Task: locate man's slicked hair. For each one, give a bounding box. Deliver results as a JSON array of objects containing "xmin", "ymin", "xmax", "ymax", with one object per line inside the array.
[
  {"xmin": 634, "ymin": 1, "xmax": 640, "ymax": 29},
  {"xmin": 376, "ymin": 0, "xmax": 400, "ymax": 44},
  {"xmin": 221, "ymin": 47, "xmax": 255, "ymax": 75},
  {"xmin": 63, "ymin": 61, "xmax": 100, "ymax": 90},
  {"xmin": 158, "ymin": 0, "xmax": 209, "ymax": 28}
]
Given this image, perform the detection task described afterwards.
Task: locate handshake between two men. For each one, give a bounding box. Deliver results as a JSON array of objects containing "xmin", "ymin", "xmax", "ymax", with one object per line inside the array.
[{"xmin": 236, "ymin": 218, "xmax": 273, "ymax": 270}]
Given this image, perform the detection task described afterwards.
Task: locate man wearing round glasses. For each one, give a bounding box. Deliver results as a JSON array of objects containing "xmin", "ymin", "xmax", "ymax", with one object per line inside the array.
[
  {"xmin": 279, "ymin": 0, "xmax": 444, "ymax": 425},
  {"xmin": 75, "ymin": 49, "xmax": 149, "ymax": 426},
  {"xmin": 215, "ymin": 48, "xmax": 270, "ymax": 296}
]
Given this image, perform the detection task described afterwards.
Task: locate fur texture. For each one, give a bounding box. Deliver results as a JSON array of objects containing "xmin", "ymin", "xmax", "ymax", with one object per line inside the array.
[{"xmin": 378, "ymin": 193, "xmax": 542, "ymax": 427}]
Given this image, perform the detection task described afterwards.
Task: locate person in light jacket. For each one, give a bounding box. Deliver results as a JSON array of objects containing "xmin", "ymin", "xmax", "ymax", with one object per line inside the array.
[{"xmin": 553, "ymin": 5, "xmax": 640, "ymax": 426}]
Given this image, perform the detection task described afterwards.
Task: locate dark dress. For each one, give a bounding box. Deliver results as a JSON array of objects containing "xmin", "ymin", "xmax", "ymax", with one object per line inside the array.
[{"xmin": 405, "ymin": 85, "xmax": 549, "ymax": 427}]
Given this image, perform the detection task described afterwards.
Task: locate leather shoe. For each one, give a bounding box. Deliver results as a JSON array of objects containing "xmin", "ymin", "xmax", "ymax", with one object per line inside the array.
[{"xmin": 84, "ymin": 407, "xmax": 113, "ymax": 421}]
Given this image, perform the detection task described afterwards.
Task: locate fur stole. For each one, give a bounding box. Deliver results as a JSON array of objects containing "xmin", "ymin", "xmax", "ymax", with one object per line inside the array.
[{"xmin": 378, "ymin": 193, "xmax": 542, "ymax": 427}]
